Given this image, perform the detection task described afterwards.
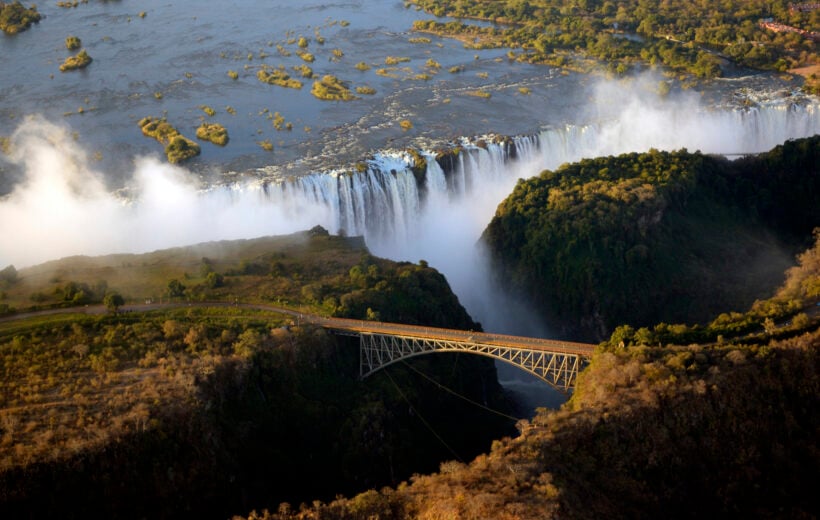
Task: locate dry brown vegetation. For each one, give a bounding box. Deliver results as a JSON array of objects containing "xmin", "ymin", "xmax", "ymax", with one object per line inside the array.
[
  {"xmin": 0, "ymin": 308, "xmax": 281, "ymax": 470},
  {"xmin": 238, "ymin": 326, "xmax": 819, "ymax": 520},
  {"xmin": 0, "ymin": 231, "xmax": 507, "ymax": 518}
]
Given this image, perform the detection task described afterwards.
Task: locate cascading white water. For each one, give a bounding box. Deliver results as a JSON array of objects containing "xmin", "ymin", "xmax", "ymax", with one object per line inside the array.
[
  {"xmin": 1, "ymin": 98, "xmax": 818, "ymax": 336},
  {"xmin": 219, "ymin": 98, "xmax": 818, "ymax": 336},
  {"xmin": 241, "ymin": 99, "xmax": 819, "ymax": 264}
]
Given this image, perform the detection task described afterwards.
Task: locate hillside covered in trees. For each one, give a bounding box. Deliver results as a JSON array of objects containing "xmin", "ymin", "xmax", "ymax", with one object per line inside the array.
[
  {"xmin": 409, "ymin": 0, "xmax": 819, "ymax": 90},
  {"xmin": 234, "ymin": 225, "xmax": 820, "ymax": 520},
  {"xmin": 482, "ymin": 135, "xmax": 819, "ymax": 340},
  {"xmin": 0, "ymin": 231, "xmax": 514, "ymax": 518}
]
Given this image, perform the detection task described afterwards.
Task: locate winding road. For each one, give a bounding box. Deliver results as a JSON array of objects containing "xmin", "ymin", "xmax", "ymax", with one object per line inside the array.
[{"xmin": 0, "ymin": 301, "xmax": 597, "ymax": 356}]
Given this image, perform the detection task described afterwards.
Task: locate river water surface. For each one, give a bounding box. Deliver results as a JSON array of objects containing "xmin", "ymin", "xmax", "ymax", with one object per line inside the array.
[{"xmin": 0, "ymin": 0, "xmax": 593, "ymax": 179}]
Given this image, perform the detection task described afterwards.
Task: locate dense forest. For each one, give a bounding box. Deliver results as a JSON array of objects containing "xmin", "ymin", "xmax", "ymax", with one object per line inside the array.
[
  {"xmin": 409, "ymin": 0, "xmax": 818, "ymax": 90},
  {"xmin": 234, "ymin": 228, "xmax": 820, "ymax": 519},
  {"xmin": 0, "ymin": 231, "xmax": 515, "ymax": 518},
  {"xmin": 482, "ymin": 135, "xmax": 819, "ymax": 340}
]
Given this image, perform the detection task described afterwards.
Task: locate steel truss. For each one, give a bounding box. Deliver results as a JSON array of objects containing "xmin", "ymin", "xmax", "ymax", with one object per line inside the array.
[{"xmin": 359, "ymin": 333, "xmax": 586, "ymax": 392}]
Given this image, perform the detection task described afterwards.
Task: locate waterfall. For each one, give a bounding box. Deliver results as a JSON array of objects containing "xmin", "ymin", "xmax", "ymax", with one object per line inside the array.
[
  {"xmin": 1, "ymin": 99, "xmax": 817, "ymax": 295},
  {"xmin": 236, "ymin": 99, "xmax": 819, "ymax": 261}
]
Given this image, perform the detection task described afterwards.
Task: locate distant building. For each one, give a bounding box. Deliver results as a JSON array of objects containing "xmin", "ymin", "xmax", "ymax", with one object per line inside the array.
[
  {"xmin": 789, "ymin": 3, "xmax": 820, "ymax": 13},
  {"xmin": 759, "ymin": 20, "xmax": 820, "ymax": 42}
]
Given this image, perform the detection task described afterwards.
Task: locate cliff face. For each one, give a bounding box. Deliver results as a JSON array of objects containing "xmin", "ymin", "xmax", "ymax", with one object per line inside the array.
[{"xmin": 481, "ymin": 136, "xmax": 820, "ymax": 340}]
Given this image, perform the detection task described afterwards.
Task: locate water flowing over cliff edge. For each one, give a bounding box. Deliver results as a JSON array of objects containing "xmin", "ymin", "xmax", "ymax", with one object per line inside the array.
[{"xmin": 1, "ymin": 95, "xmax": 818, "ymax": 339}]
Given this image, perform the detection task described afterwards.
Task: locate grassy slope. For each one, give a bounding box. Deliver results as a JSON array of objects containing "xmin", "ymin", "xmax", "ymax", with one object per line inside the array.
[{"xmin": 3, "ymin": 231, "xmax": 369, "ymax": 309}]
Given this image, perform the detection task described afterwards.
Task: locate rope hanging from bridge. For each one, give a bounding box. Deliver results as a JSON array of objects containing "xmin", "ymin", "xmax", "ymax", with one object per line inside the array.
[
  {"xmin": 400, "ymin": 360, "xmax": 522, "ymax": 422},
  {"xmin": 383, "ymin": 368, "xmax": 464, "ymax": 462}
]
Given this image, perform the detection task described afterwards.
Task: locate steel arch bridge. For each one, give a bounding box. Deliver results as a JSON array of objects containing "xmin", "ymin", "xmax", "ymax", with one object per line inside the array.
[
  {"xmin": 316, "ymin": 317, "xmax": 596, "ymax": 392},
  {"xmin": 358, "ymin": 332, "xmax": 590, "ymax": 392}
]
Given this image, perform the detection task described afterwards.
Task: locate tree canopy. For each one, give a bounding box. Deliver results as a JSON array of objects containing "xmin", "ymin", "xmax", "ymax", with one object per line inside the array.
[
  {"xmin": 409, "ymin": 0, "xmax": 818, "ymax": 83},
  {"xmin": 482, "ymin": 136, "xmax": 820, "ymax": 339}
]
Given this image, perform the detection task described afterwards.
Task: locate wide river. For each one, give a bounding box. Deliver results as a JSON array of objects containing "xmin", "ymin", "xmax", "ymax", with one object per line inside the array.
[
  {"xmin": 2, "ymin": 0, "xmax": 819, "ymax": 409},
  {"xmin": 1, "ymin": 0, "xmax": 598, "ymax": 180},
  {"xmin": 2, "ymin": 0, "xmax": 811, "ymax": 181}
]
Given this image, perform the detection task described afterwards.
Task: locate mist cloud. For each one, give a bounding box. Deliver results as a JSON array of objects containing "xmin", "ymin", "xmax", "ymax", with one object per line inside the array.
[{"xmin": 0, "ymin": 117, "xmax": 332, "ymax": 268}]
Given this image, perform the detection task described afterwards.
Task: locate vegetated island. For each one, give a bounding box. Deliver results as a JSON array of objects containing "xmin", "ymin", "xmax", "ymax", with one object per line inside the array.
[
  {"xmin": 311, "ymin": 74, "xmax": 357, "ymax": 101},
  {"xmin": 407, "ymin": 0, "xmax": 820, "ymax": 92},
  {"xmin": 0, "ymin": 1, "xmax": 40, "ymax": 35},
  {"xmin": 59, "ymin": 49, "xmax": 92, "ymax": 72},
  {"xmin": 196, "ymin": 122, "xmax": 229, "ymax": 146},
  {"xmin": 64, "ymin": 35, "xmax": 81, "ymax": 51},
  {"xmin": 0, "ymin": 228, "xmax": 513, "ymax": 518},
  {"xmin": 257, "ymin": 65, "xmax": 303, "ymax": 89},
  {"xmin": 483, "ymin": 135, "xmax": 820, "ymax": 341},
  {"xmin": 138, "ymin": 116, "xmax": 201, "ymax": 163}
]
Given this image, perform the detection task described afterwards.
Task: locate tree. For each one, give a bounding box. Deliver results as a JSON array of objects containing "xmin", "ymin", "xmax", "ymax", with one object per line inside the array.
[
  {"xmin": 167, "ymin": 279, "xmax": 186, "ymax": 298},
  {"xmin": 0, "ymin": 264, "xmax": 17, "ymax": 284},
  {"xmin": 104, "ymin": 292, "xmax": 125, "ymax": 312},
  {"xmin": 205, "ymin": 271, "xmax": 224, "ymax": 289}
]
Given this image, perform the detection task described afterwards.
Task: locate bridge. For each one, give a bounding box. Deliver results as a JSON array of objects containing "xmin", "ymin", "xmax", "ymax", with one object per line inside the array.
[
  {"xmin": 307, "ymin": 315, "xmax": 596, "ymax": 392},
  {"xmin": 0, "ymin": 302, "xmax": 597, "ymax": 391}
]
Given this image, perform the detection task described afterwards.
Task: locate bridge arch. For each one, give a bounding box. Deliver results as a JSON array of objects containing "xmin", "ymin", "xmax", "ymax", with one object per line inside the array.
[{"xmin": 358, "ymin": 332, "xmax": 589, "ymax": 392}]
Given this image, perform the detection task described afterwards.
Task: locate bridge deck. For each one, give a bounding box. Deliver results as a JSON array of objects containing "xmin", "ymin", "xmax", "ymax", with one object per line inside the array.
[{"xmin": 312, "ymin": 316, "xmax": 596, "ymax": 357}]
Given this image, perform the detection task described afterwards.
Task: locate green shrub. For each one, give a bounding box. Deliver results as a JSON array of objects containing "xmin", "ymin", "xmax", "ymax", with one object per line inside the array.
[
  {"xmin": 0, "ymin": 1, "xmax": 41, "ymax": 34},
  {"xmin": 165, "ymin": 135, "xmax": 200, "ymax": 164}
]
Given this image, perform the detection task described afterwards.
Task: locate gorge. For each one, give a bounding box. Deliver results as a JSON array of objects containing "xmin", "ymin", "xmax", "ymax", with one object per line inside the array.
[{"xmin": 1, "ymin": 0, "xmax": 819, "ymax": 517}]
